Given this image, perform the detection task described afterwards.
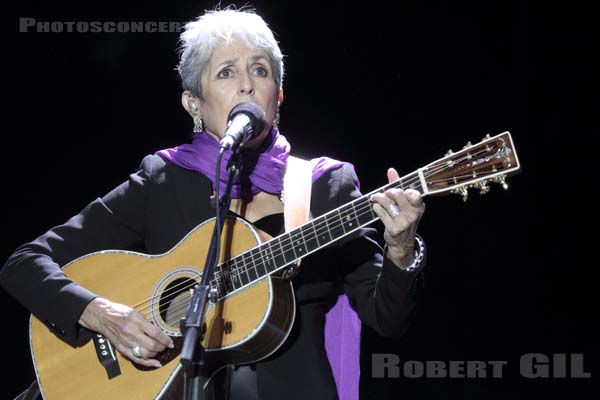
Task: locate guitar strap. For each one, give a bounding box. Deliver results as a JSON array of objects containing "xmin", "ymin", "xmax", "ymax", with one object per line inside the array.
[
  {"xmin": 282, "ymin": 155, "xmax": 312, "ymax": 272},
  {"xmin": 283, "ymin": 156, "xmax": 361, "ymax": 400},
  {"xmin": 283, "ymin": 155, "xmax": 312, "ymax": 230}
]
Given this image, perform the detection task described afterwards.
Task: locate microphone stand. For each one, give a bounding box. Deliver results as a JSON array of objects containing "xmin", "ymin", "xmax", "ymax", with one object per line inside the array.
[{"xmin": 180, "ymin": 149, "xmax": 241, "ymax": 400}]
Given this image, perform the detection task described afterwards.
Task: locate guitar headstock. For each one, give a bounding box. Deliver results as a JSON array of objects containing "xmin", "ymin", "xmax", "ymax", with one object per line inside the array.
[{"xmin": 421, "ymin": 131, "xmax": 520, "ymax": 201}]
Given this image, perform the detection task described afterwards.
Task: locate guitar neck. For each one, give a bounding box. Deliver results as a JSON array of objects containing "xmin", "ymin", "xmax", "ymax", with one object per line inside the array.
[
  {"xmin": 210, "ymin": 171, "xmax": 425, "ymax": 298},
  {"xmin": 210, "ymin": 131, "xmax": 521, "ymax": 299}
]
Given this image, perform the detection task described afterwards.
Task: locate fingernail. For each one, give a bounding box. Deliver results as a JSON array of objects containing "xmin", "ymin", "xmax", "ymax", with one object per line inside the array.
[{"xmin": 169, "ymin": 342, "xmax": 175, "ymax": 349}]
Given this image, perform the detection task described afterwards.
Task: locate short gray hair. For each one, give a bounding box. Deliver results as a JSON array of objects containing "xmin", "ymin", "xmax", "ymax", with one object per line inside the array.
[{"xmin": 177, "ymin": 9, "xmax": 284, "ymax": 99}]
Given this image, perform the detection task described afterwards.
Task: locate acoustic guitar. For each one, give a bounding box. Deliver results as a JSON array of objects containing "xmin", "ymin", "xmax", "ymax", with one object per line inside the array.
[{"xmin": 29, "ymin": 132, "xmax": 521, "ymax": 399}]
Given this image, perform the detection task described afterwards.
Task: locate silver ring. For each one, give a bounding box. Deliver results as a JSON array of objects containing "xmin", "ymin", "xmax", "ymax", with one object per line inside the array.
[
  {"xmin": 131, "ymin": 345, "xmax": 142, "ymax": 358},
  {"xmin": 387, "ymin": 203, "xmax": 400, "ymax": 218}
]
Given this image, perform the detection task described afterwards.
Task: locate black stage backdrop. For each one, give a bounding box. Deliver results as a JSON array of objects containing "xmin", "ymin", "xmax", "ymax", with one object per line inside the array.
[{"xmin": 2, "ymin": 1, "xmax": 597, "ymax": 399}]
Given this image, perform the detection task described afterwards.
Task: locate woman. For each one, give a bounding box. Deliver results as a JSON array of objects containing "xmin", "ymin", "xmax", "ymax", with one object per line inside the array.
[{"xmin": 1, "ymin": 9, "xmax": 425, "ymax": 400}]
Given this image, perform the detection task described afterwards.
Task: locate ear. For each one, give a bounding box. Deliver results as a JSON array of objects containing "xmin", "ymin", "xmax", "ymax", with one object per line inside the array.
[
  {"xmin": 181, "ymin": 91, "xmax": 196, "ymax": 117},
  {"xmin": 278, "ymin": 89, "xmax": 284, "ymax": 106}
]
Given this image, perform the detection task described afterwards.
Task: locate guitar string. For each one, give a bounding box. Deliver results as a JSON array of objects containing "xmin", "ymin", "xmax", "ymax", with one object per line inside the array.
[
  {"xmin": 139, "ymin": 166, "xmax": 502, "ymax": 322},
  {"xmin": 130, "ymin": 145, "xmax": 504, "ymax": 318},
  {"xmin": 142, "ymin": 170, "xmax": 505, "ymax": 323},
  {"xmin": 194, "ymin": 145, "xmax": 506, "ymax": 298},
  {"xmin": 135, "ymin": 196, "xmax": 377, "ymax": 319},
  {"xmin": 132, "ymin": 144, "xmax": 503, "ymax": 319},
  {"xmin": 133, "ymin": 144, "xmax": 503, "ymax": 319},
  {"xmin": 132, "ymin": 168, "xmax": 423, "ymax": 317},
  {"xmin": 136, "ymin": 196, "xmax": 381, "ymax": 321}
]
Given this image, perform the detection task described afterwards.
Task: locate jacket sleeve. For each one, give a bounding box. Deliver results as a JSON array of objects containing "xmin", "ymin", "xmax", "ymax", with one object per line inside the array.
[
  {"xmin": 329, "ymin": 164, "xmax": 426, "ymax": 338},
  {"xmin": 0, "ymin": 155, "xmax": 161, "ymax": 345}
]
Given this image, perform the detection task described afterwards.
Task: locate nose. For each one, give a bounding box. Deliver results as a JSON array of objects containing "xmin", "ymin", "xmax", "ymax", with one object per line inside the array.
[{"xmin": 239, "ymin": 72, "xmax": 255, "ymax": 96}]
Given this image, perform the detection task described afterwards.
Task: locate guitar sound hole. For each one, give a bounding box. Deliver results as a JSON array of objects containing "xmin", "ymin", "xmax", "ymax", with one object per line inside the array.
[{"xmin": 158, "ymin": 277, "xmax": 197, "ymax": 331}]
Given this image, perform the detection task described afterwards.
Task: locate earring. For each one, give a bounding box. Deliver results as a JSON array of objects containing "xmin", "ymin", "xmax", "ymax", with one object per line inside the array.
[
  {"xmin": 193, "ymin": 114, "xmax": 204, "ymax": 133},
  {"xmin": 273, "ymin": 109, "xmax": 280, "ymax": 130},
  {"xmin": 188, "ymin": 95, "xmax": 204, "ymax": 133}
]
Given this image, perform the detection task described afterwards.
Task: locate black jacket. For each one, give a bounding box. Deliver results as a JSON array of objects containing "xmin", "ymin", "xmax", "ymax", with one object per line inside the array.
[{"xmin": 1, "ymin": 154, "xmax": 424, "ymax": 399}]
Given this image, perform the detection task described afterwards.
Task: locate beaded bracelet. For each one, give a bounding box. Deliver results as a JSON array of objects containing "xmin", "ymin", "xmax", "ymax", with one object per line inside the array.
[{"xmin": 385, "ymin": 235, "xmax": 425, "ymax": 272}]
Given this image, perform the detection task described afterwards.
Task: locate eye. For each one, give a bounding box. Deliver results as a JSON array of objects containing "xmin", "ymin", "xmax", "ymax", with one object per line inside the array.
[
  {"xmin": 217, "ymin": 68, "xmax": 232, "ymax": 79},
  {"xmin": 253, "ymin": 66, "xmax": 269, "ymax": 77}
]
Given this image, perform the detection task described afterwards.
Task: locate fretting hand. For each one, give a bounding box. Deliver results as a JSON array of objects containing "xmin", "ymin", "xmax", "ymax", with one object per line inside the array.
[{"xmin": 370, "ymin": 168, "xmax": 425, "ymax": 269}]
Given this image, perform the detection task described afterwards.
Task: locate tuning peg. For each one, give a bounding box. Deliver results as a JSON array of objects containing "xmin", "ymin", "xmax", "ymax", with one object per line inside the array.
[
  {"xmin": 475, "ymin": 180, "xmax": 491, "ymax": 195},
  {"xmin": 493, "ymin": 174, "xmax": 509, "ymax": 190},
  {"xmin": 445, "ymin": 149, "xmax": 454, "ymax": 157},
  {"xmin": 463, "ymin": 141, "xmax": 472, "ymax": 150},
  {"xmin": 451, "ymin": 186, "xmax": 469, "ymax": 202}
]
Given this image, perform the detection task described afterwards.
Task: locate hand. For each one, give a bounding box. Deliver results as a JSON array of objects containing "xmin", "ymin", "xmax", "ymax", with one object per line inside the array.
[
  {"xmin": 370, "ymin": 168, "xmax": 425, "ymax": 269},
  {"xmin": 79, "ymin": 297, "xmax": 175, "ymax": 368}
]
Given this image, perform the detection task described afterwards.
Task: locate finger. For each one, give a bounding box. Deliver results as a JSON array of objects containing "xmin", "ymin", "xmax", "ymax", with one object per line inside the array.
[
  {"xmin": 118, "ymin": 317, "xmax": 163, "ymax": 355},
  {"xmin": 372, "ymin": 191, "xmax": 411, "ymax": 224},
  {"xmin": 118, "ymin": 344, "xmax": 162, "ymax": 368},
  {"xmin": 371, "ymin": 194, "xmax": 402, "ymax": 222},
  {"xmin": 127, "ymin": 313, "xmax": 171, "ymax": 353},
  {"xmin": 370, "ymin": 192, "xmax": 396, "ymax": 210},
  {"xmin": 140, "ymin": 345, "xmax": 159, "ymax": 359},
  {"xmin": 142, "ymin": 320, "xmax": 175, "ymax": 349},
  {"xmin": 138, "ymin": 358, "xmax": 162, "ymax": 368},
  {"xmin": 132, "ymin": 343, "xmax": 159, "ymax": 359},
  {"xmin": 371, "ymin": 191, "xmax": 416, "ymax": 228},
  {"xmin": 135, "ymin": 332, "xmax": 166, "ymax": 354},
  {"xmin": 384, "ymin": 188, "xmax": 422, "ymax": 212},
  {"xmin": 371, "ymin": 202, "xmax": 395, "ymax": 229},
  {"xmin": 387, "ymin": 168, "xmax": 400, "ymax": 183},
  {"xmin": 131, "ymin": 353, "xmax": 162, "ymax": 368},
  {"xmin": 384, "ymin": 190, "xmax": 412, "ymax": 218},
  {"xmin": 380, "ymin": 191, "xmax": 421, "ymax": 229},
  {"xmin": 372, "ymin": 203, "xmax": 411, "ymax": 239},
  {"xmin": 404, "ymin": 189, "xmax": 424, "ymax": 208}
]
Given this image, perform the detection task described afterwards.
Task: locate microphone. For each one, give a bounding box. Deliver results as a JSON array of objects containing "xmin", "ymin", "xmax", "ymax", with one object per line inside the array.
[{"xmin": 219, "ymin": 102, "xmax": 266, "ymax": 150}]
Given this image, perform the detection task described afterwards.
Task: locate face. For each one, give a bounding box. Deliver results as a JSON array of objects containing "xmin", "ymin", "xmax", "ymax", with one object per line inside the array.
[{"xmin": 191, "ymin": 38, "xmax": 279, "ymax": 148}]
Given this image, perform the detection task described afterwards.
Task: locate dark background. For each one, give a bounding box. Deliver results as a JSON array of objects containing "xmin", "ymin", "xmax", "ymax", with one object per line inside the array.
[{"xmin": 2, "ymin": 1, "xmax": 597, "ymax": 399}]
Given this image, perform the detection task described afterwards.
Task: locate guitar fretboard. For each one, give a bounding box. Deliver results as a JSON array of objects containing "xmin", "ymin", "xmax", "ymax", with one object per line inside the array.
[{"xmin": 209, "ymin": 171, "xmax": 424, "ymax": 299}]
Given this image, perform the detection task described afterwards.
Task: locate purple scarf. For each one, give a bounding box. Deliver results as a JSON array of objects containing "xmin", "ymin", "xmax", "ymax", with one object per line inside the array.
[
  {"xmin": 156, "ymin": 129, "xmax": 290, "ymax": 198},
  {"xmin": 156, "ymin": 130, "xmax": 361, "ymax": 400}
]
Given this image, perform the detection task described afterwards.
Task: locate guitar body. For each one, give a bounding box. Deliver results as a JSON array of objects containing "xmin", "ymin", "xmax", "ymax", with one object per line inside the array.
[{"xmin": 30, "ymin": 216, "xmax": 296, "ymax": 400}]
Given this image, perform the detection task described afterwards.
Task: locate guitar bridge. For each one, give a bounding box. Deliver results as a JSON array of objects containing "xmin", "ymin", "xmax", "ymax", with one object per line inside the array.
[{"xmin": 92, "ymin": 333, "xmax": 121, "ymax": 379}]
